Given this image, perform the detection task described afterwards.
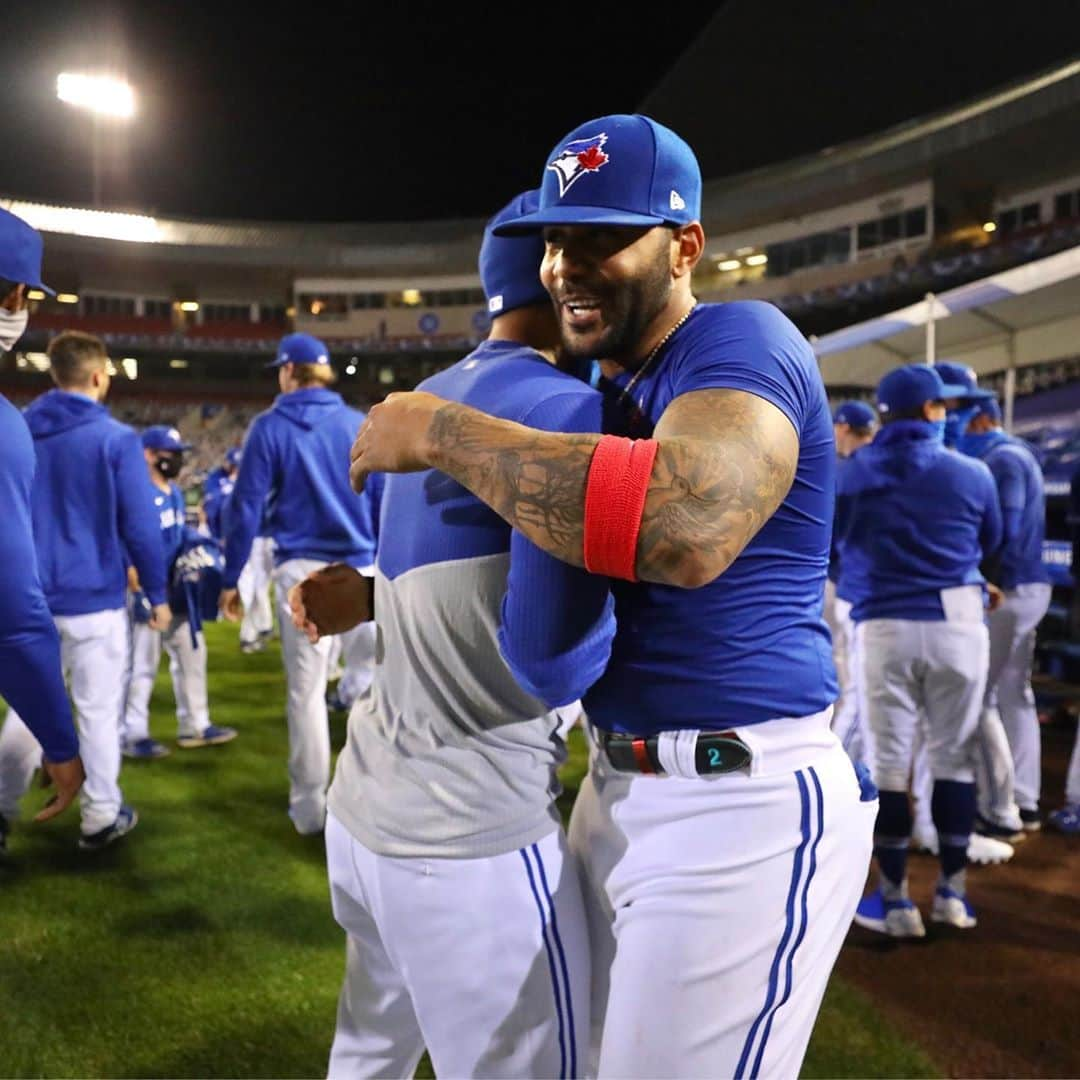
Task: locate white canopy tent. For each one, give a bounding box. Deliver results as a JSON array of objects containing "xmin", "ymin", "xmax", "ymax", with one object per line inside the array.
[{"xmin": 811, "ymin": 244, "xmax": 1080, "ymax": 429}]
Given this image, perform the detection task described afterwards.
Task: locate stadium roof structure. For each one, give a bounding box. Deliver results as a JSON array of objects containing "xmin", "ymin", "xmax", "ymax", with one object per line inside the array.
[{"xmin": 812, "ymin": 241, "xmax": 1080, "ymax": 428}]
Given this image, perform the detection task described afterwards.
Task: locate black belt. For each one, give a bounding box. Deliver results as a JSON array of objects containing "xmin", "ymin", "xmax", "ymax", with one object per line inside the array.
[{"xmin": 598, "ymin": 729, "xmax": 752, "ymax": 776}]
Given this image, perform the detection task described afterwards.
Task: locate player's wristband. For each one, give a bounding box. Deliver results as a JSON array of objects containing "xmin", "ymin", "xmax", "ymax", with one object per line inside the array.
[{"xmin": 583, "ymin": 435, "xmax": 659, "ymax": 582}]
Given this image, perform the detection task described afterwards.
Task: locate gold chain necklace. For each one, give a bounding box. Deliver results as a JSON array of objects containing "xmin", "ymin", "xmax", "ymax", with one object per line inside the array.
[{"xmin": 618, "ymin": 300, "xmax": 699, "ymax": 411}]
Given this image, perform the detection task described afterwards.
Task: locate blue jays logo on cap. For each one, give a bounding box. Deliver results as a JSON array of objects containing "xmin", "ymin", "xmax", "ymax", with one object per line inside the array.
[{"xmin": 548, "ymin": 134, "xmax": 610, "ymax": 198}]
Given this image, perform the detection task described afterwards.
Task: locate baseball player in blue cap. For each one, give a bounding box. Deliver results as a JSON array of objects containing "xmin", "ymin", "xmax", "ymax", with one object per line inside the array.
[
  {"xmin": 0, "ymin": 208, "xmax": 84, "ymax": 852},
  {"xmin": 838, "ymin": 364, "xmax": 1002, "ymax": 936},
  {"xmin": 827, "ymin": 401, "xmax": 878, "ymax": 765},
  {"xmin": 289, "ymin": 189, "xmax": 610, "ymax": 1078},
  {"xmin": 0, "ymin": 330, "xmax": 169, "ymax": 849},
  {"xmin": 122, "ymin": 425, "xmax": 237, "ymax": 758},
  {"xmin": 220, "ymin": 332, "xmax": 378, "ymax": 835},
  {"xmin": 202, "ymin": 446, "xmax": 241, "ymax": 541},
  {"xmin": 348, "ymin": 114, "xmax": 876, "ymax": 1078}
]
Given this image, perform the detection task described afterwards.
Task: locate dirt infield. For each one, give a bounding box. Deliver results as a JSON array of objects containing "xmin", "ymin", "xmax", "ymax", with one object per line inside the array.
[{"xmin": 837, "ymin": 718, "xmax": 1080, "ymax": 1079}]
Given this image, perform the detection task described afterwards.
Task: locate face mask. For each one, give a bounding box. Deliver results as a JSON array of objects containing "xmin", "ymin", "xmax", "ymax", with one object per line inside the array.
[
  {"xmin": 956, "ymin": 430, "xmax": 1002, "ymax": 457},
  {"xmin": 155, "ymin": 453, "xmax": 182, "ymax": 479},
  {"xmin": 0, "ymin": 307, "xmax": 29, "ymax": 352},
  {"xmin": 929, "ymin": 418, "xmax": 947, "ymax": 444},
  {"xmin": 944, "ymin": 404, "xmax": 979, "ymax": 448}
]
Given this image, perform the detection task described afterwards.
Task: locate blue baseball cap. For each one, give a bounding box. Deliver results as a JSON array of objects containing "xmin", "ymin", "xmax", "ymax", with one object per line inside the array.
[
  {"xmin": 833, "ymin": 401, "xmax": 877, "ymax": 428},
  {"xmin": 975, "ymin": 397, "xmax": 1002, "ymax": 422},
  {"xmin": 142, "ymin": 425, "xmax": 192, "ymax": 452},
  {"xmin": 266, "ymin": 332, "xmax": 330, "ymax": 368},
  {"xmin": 478, "ymin": 190, "xmax": 549, "ymax": 317},
  {"xmin": 225, "ymin": 447, "xmax": 242, "ymax": 467},
  {"xmin": 933, "ymin": 360, "xmax": 993, "ymax": 402},
  {"xmin": 876, "ymin": 364, "xmax": 971, "ymax": 416},
  {"xmin": 492, "ymin": 114, "xmax": 702, "ymax": 236},
  {"xmin": 0, "ymin": 207, "xmax": 54, "ymax": 295}
]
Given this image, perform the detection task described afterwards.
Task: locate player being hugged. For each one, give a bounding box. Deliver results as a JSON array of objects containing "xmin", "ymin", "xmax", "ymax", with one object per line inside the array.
[{"xmin": 348, "ymin": 115, "xmax": 877, "ymax": 1078}]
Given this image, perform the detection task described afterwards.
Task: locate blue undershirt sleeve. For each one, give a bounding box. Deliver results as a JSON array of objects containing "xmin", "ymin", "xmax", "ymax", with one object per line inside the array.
[
  {"xmin": 498, "ymin": 390, "xmax": 615, "ymax": 707},
  {"xmin": 223, "ymin": 419, "xmax": 275, "ymax": 588}
]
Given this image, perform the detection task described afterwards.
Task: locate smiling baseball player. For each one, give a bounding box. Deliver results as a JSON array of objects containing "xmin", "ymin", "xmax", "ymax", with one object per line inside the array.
[{"xmin": 347, "ymin": 115, "xmax": 876, "ymax": 1079}]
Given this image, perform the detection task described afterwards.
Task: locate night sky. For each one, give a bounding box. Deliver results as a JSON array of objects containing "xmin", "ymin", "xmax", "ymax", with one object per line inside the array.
[{"xmin": 4, "ymin": 0, "xmax": 1079, "ymax": 224}]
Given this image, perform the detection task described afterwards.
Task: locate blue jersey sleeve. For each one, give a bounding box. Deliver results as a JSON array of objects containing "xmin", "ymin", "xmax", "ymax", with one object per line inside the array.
[
  {"xmin": 988, "ymin": 451, "xmax": 1025, "ymax": 550},
  {"xmin": 113, "ymin": 428, "xmax": 167, "ymax": 605},
  {"xmin": 498, "ymin": 391, "xmax": 615, "ymax": 707},
  {"xmin": 223, "ymin": 417, "xmax": 275, "ymax": 588},
  {"xmin": 670, "ymin": 303, "xmax": 811, "ymax": 434},
  {"xmin": 979, "ymin": 465, "xmax": 1004, "ymax": 561}
]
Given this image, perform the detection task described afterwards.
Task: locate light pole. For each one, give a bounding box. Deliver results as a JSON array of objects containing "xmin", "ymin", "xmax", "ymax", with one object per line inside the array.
[{"xmin": 56, "ymin": 72, "xmax": 136, "ymax": 207}]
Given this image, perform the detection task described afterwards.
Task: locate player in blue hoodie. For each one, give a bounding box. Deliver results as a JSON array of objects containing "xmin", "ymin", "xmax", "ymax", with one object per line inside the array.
[
  {"xmin": 0, "ymin": 208, "xmax": 84, "ymax": 854},
  {"xmin": 0, "ymin": 330, "xmax": 168, "ymax": 850},
  {"xmin": 838, "ymin": 364, "xmax": 1002, "ymax": 937},
  {"xmin": 220, "ymin": 333, "xmax": 378, "ymax": 835}
]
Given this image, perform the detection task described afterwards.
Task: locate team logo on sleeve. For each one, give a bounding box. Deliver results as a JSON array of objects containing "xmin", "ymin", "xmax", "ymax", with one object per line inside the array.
[{"xmin": 547, "ymin": 133, "xmax": 609, "ymax": 197}]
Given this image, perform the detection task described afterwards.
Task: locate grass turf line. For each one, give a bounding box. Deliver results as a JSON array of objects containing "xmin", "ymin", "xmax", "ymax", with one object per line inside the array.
[{"xmin": 0, "ymin": 619, "xmax": 936, "ymax": 1078}]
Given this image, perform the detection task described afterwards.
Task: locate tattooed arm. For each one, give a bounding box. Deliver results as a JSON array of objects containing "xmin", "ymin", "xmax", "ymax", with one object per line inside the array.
[{"xmin": 349, "ymin": 388, "xmax": 798, "ymax": 588}]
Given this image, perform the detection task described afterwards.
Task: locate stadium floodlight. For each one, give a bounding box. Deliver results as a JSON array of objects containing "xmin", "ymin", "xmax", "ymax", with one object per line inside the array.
[
  {"xmin": 983, "ymin": 221, "xmax": 998, "ymax": 233},
  {"xmin": 56, "ymin": 293, "xmax": 80, "ymax": 304},
  {"xmin": 717, "ymin": 259, "xmax": 742, "ymax": 272},
  {"xmin": 745, "ymin": 254, "xmax": 768, "ymax": 267},
  {"xmin": 179, "ymin": 301, "xmax": 200, "ymax": 312},
  {"xmin": 56, "ymin": 73, "xmax": 136, "ymax": 119}
]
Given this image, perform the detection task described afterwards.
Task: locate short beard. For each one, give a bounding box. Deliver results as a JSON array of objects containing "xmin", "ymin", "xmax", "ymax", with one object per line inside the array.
[{"xmin": 558, "ymin": 241, "xmax": 674, "ymax": 368}]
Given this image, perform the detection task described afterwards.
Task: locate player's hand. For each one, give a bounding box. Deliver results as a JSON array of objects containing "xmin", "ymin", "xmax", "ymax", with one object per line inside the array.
[
  {"xmin": 34, "ymin": 755, "xmax": 86, "ymax": 822},
  {"xmin": 148, "ymin": 603, "xmax": 172, "ymax": 630},
  {"xmin": 985, "ymin": 583, "xmax": 1004, "ymax": 612},
  {"xmin": 349, "ymin": 391, "xmax": 448, "ymax": 492},
  {"xmin": 220, "ymin": 588, "xmax": 243, "ymax": 622},
  {"xmin": 288, "ymin": 565, "xmax": 373, "ymax": 643}
]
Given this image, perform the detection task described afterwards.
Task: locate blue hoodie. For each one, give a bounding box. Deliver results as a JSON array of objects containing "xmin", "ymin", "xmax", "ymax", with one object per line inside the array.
[
  {"xmin": 222, "ymin": 387, "xmax": 377, "ymax": 587},
  {"xmin": 23, "ymin": 389, "xmax": 166, "ymax": 615},
  {"xmin": 836, "ymin": 420, "xmax": 1002, "ymax": 621},
  {"xmin": 0, "ymin": 396, "xmax": 79, "ymax": 762}
]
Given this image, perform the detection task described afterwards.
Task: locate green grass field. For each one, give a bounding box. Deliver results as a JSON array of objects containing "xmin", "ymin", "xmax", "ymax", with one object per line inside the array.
[{"xmin": 0, "ymin": 621, "xmax": 937, "ymax": 1078}]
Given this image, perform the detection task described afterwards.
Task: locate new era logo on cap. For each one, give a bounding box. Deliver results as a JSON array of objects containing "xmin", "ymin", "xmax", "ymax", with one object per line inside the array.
[
  {"xmin": 670, "ymin": 190, "xmax": 686, "ymax": 211},
  {"xmin": 547, "ymin": 133, "xmax": 610, "ymax": 197},
  {"xmin": 488, "ymin": 295, "xmax": 504, "ymax": 314}
]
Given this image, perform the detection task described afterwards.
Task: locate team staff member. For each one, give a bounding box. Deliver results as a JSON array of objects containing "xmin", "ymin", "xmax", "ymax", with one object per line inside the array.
[
  {"xmin": 0, "ymin": 209, "xmax": 84, "ymax": 853},
  {"xmin": 123, "ymin": 426, "xmax": 237, "ymax": 758},
  {"xmin": 827, "ymin": 401, "xmax": 877, "ymax": 765},
  {"xmin": 838, "ymin": 364, "xmax": 1002, "ymax": 938},
  {"xmin": 959, "ymin": 398, "xmax": 1052, "ymax": 832},
  {"xmin": 298, "ymin": 191, "xmax": 611, "ymax": 1079},
  {"xmin": 0, "ymin": 331, "xmax": 168, "ymax": 850},
  {"xmin": 348, "ymin": 114, "xmax": 876, "ymax": 1079},
  {"xmin": 220, "ymin": 333, "xmax": 377, "ymax": 835}
]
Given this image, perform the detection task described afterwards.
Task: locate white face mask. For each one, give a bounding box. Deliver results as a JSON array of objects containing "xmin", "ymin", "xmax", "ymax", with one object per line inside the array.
[{"xmin": 0, "ymin": 307, "xmax": 29, "ymax": 352}]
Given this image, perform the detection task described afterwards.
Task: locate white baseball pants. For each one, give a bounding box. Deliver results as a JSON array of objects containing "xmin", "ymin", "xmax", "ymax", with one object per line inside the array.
[
  {"xmin": 0, "ymin": 608, "xmax": 128, "ymax": 835},
  {"xmin": 824, "ymin": 582, "xmax": 874, "ymax": 770},
  {"xmin": 274, "ymin": 558, "xmax": 375, "ymax": 835},
  {"xmin": 239, "ymin": 535, "xmax": 275, "ymax": 645},
  {"xmin": 568, "ymin": 710, "xmax": 875, "ymax": 1080},
  {"xmin": 325, "ymin": 814, "xmax": 589, "ymax": 1079},
  {"xmin": 1065, "ymin": 724, "xmax": 1080, "ymax": 806},
  {"xmin": 983, "ymin": 583, "xmax": 1052, "ymax": 814},
  {"xmin": 124, "ymin": 615, "xmax": 210, "ymax": 743}
]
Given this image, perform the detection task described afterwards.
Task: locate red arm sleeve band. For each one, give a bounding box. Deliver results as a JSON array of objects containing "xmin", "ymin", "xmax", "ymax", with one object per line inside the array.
[{"xmin": 583, "ymin": 435, "xmax": 659, "ymax": 581}]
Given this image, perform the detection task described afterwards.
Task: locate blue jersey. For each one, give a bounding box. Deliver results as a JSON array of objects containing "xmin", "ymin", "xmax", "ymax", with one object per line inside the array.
[
  {"xmin": 22, "ymin": 389, "xmax": 166, "ymax": 614},
  {"xmin": 222, "ymin": 387, "xmax": 378, "ymax": 587},
  {"xmin": 586, "ymin": 300, "xmax": 838, "ymax": 733},
  {"xmin": 153, "ymin": 482, "xmax": 187, "ymax": 567},
  {"xmin": 0, "ymin": 396, "xmax": 78, "ymax": 762},
  {"xmin": 970, "ymin": 433, "xmax": 1050, "ymax": 589},
  {"xmin": 202, "ymin": 466, "xmax": 234, "ymax": 539},
  {"xmin": 836, "ymin": 420, "xmax": 1003, "ymax": 621}
]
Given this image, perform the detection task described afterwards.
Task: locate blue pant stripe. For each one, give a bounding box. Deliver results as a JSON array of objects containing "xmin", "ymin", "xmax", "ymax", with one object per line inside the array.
[
  {"xmin": 531, "ymin": 842, "xmax": 577, "ymax": 1080},
  {"xmin": 752, "ymin": 766, "xmax": 826, "ymax": 1077},
  {"xmin": 734, "ymin": 768, "xmax": 813, "ymax": 1080},
  {"xmin": 520, "ymin": 847, "xmax": 567, "ymax": 1080}
]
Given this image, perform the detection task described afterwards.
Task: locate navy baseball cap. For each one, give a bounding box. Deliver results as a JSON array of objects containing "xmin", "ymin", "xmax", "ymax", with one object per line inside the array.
[
  {"xmin": 833, "ymin": 401, "xmax": 877, "ymax": 428},
  {"xmin": 0, "ymin": 207, "xmax": 55, "ymax": 295},
  {"xmin": 266, "ymin": 332, "xmax": 330, "ymax": 368},
  {"xmin": 225, "ymin": 447, "xmax": 242, "ymax": 467},
  {"xmin": 492, "ymin": 114, "xmax": 702, "ymax": 235},
  {"xmin": 478, "ymin": 190, "xmax": 548, "ymax": 316},
  {"xmin": 933, "ymin": 360, "xmax": 993, "ymax": 401},
  {"xmin": 142, "ymin": 425, "xmax": 192, "ymax": 452},
  {"xmin": 876, "ymin": 364, "xmax": 970, "ymax": 416}
]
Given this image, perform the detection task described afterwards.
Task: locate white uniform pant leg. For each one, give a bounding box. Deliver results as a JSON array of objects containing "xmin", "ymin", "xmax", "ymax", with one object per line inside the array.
[
  {"xmin": 1065, "ymin": 723, "xmax": 1080, "ymax": 807},
  {"xmin": 250, "ymin": 535, "xmax": 276, "ymax": 637},
  {"xmin": 0, "ymin": 710, "xmax": 43, "ymax": 820},
  {"xmin": 163, "ymin": 617, "xmax": 210, "ymax": 738},
  {"xmin": 237, "ymin": 557, "xmax": 259, "ymax": 647},
  {"xmin": 576, "ymin": 726, "xmax": 874, "ymax": 1080},
  {"xmin": 825, "ymin": 586, "xmax": 855, "ymax": 750},
  {"xmin": 123, "ymin": 618, "xmax": 162, "ymax": 744},
  {"xmin": 275, "ymin": 558, "xmax": 333, "ymax": 834},
  {"xmin": 326, "ymin": 813, "xmax": 589, "ymax": 1079},
  {"xmin": 58, "ymin": 609, "xmax": 129, "ymax": 834},
  {"xmin": 974, "ymin": 703, "xmax": 1021, "ymax": 830},
  {"xmin": 910, "ymin": 717, "xmax": 934, "ymax": 837},
  {"xmin": 991, "ymin": 583, "xmax": 1052, "ymax": 812}
]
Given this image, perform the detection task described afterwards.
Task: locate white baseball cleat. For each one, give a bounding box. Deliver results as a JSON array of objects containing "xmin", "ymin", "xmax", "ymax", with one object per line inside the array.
[
  {"xmin": 966, "ymin": 833, "xmax": 1014, "ymax": 865},
  {"xmin": 854, "ymin": 889, "xmax": 927, "ymax": 938},
  {"xmin": 931, "ymin": 887, "xmax": 977, "ymax": 929}
]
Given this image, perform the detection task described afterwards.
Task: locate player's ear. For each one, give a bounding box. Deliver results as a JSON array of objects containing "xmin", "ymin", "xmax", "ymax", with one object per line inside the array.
[{"xmin": 671, "ymin": 223, "xmax": 705, "ymax": 279}]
